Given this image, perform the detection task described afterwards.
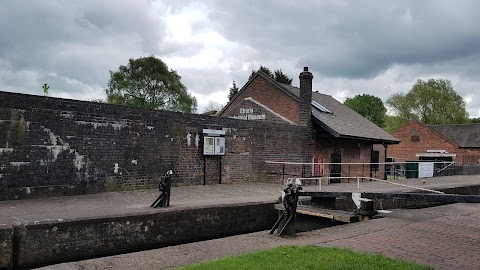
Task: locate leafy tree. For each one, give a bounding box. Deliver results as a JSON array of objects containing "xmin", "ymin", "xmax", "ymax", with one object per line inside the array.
[
  {"xmin": 228, "ymin": 80, "xmax": 239, "ymax": 100},
  {"xmin": 202, "ymin": 101, "xmax": 224, "ymax": 114},
  {"xmin": 274, "ymin": 69, "xmax": 293, "ymax": 85},
  {"xmin": 344, "ymin": 94, "xmax": 386, "ymax": 127},
  {"xmin": 105, "ymin": 56, "xmax": 197, "ymax": 113},
  {"xmin": 257, "ymin": 65, "xmax": 273, "ymax": 78},
  {"xmin": 250, "ymin": 65, "xmax": 293, "ymax": 85},
  {"xmin": 386, "ymin": 79, "xmax": 469, "ymax": 125},
  {"xmin": 384, "ymin": 115, "xmax": 407, "ymax": 133},
  {"xmin": 470, "ymin": 117, "xmax": 480, "ymax": 123}
]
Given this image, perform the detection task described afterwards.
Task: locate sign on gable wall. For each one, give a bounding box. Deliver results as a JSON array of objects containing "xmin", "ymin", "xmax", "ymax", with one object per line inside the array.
[{"xmin": 230, "ymin": 107, "xmax": 266, "ymax": 121}]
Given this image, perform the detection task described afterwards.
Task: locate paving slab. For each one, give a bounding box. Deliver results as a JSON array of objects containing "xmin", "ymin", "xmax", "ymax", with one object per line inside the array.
[{"xmin": 327, "ymin": 204, "xmax": 480, "ymax": 270}]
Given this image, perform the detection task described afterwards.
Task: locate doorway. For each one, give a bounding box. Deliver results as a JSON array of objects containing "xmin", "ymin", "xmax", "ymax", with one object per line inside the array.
[
  {"xmin": 330, "ymin": 152, "xmax": 342, "ymax": 182},
  {"xmin": 370, "ymin": 150, "xmax": 380, "ymax": 177}
]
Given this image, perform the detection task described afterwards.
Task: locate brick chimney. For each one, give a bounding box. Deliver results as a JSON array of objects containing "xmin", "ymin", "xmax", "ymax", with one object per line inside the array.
[{"xmin": 299, "ymin": 67, "xmax": 313, "ymax": 127}]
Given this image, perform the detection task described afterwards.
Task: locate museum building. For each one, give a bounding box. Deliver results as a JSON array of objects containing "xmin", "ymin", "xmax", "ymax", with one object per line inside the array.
[{"xmin": 218, "ymin": 67, "xmax": 400, "ymax": 180}]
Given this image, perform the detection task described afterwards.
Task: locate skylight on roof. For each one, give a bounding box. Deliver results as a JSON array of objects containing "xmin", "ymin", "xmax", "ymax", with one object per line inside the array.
[{"xmin": 311, "ymin": 100, "xmax": 332, "ymax": 113}]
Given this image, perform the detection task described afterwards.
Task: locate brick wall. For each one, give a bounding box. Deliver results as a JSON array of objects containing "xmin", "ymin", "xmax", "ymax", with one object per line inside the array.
[
  {"xmin": 312, "ymin": 138, "xmax": 385, "ymax": 179},
  {"xmin": 222, "ymin": 98, "xmax": 295, "ymax": 125},
  {"xmin": 4, "ymin": 202, "xmax": 277, "ymax": 269},
  {"xmin": 389, "ymin": 121, "xmax": 458, "ymax": 161},
  {"xmin": 299, "ymin": 67, "xmax": 313, "ymax": 127},
  {"xmin": 389, "ymin": 121, "xmax": 480, "ymax": 165},
  {"xmin": 0, "ymin": 91, "xmax": 311, "ymax": 200},
  {"xmin": 221, "ymin": 74, "xmax": 300, "ymax": 124},
  {"xmin": 387, "ymin": 121, "xmax": 480, "ymax": 165}
]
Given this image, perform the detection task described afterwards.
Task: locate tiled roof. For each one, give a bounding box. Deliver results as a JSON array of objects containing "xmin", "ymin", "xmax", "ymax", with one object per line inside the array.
[
  {"xmin": 428, "ymin": 124, "xmax": 480, "ymax": 148},
  {"xmin": 280, "ymin": 83, "xmax": 399, "ymax": 143}
]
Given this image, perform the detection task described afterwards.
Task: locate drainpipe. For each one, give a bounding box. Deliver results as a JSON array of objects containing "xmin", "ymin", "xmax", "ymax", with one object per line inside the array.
[{"xmin": 383, "ymin": 143, "xmax": 388, "ymax": 180}]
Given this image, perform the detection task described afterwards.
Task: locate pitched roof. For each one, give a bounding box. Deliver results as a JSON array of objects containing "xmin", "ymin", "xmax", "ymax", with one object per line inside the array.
[
  {"xmin": 280, "ymin": 84, "xmax": 399, "ymax": 144},
  {"xmin": 428, "ymin": 124, "xmax": 480, "ymax": 148},
  {"xmin": 219, "ymin": 72, "xmax": 399, "ymax": 144}
]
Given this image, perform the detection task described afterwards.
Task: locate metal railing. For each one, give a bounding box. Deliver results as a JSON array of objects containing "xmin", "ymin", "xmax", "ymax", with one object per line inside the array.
[
  {"xmin": 285, "ymin": 176, "xmax": 445, "ymax": 194},
  {"xmin": 266, "ymin": 160, "xmax": 457, "ymax": 182}
]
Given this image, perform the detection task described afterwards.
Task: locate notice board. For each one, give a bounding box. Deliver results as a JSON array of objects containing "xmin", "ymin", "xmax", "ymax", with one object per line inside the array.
[
  {"xmin": 418, "ymin": 162, "xmax": 434, "ymax": 178},
  {"xmin": 203, "ymin": 136, "xmax": 225, "ymax": 156}
]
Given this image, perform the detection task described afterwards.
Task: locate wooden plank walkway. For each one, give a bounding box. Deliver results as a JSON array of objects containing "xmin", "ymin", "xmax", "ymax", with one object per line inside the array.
[{"xmin": 274, "ymin": 204, "xmax": 360, "ymax": 223}]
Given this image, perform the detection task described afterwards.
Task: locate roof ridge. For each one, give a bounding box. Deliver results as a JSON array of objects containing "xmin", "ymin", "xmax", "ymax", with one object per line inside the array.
[{"xmin": 428, "ymin": 123, "xmax": 480, "ymax": 127}]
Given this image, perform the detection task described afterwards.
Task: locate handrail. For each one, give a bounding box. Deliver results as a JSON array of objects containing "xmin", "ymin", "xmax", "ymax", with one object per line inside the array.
[
  {"xmin": 364, "ymin": 177, "xmax": 444, "ymax": 194},
  {"xmin": 289, "ymin": 176, "xmax": 444, "ymax": 194},
  {"xmin": 437, "ymin": 162, "xmax": 455, "ymax": 174},
  {"xmin": 266, "ymin": 160, "xmax": 455, "ymax": 165}
]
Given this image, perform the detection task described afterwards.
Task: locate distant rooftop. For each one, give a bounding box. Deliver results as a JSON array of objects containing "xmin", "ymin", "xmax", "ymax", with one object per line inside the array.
[{"xmin": 428, "ymin": 124, "xmax": 480, "ymax": 148}]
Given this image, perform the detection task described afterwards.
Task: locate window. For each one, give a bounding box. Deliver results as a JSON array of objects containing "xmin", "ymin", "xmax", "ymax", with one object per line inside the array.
[
  {"xmin": 411, "ymin": 128, "xmax": 419, "ymax": 141},
  {"xmin": 311, "ymin": 100, "xmax": 332, "ymax": 113}
]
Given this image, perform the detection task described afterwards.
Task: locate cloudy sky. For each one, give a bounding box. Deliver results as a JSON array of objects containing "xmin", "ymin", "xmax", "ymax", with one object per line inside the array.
[{"xmin": 2, "ymin": 0, "xmax": 480, "ymax": 117}]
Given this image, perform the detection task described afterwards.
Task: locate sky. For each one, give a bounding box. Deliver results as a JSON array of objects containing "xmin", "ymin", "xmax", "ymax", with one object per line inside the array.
[{"xmin": 1, "ymin": 0, "xmax": 480, "ymax": 117}]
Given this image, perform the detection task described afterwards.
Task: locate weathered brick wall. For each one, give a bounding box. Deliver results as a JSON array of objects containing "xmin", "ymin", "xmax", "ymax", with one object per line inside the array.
[
  {"xmin": 221, "ymin": 75, "xmax": 300, "ymax": 124},
  {"xmin": 0, "ymin": 225, "xmax": 13, "ymax": 269},
  {"xmin": 3, "ymin": 202, "xmax": 277, "ymax": 269},
  {"xmin": 0, "ymin": 91, "xmax": 311, "ymax": 200}
]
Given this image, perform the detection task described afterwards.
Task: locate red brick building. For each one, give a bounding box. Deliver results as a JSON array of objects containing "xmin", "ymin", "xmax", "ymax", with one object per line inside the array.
[
  {"xmin": 219, "ymin": 68, "xmax": 399, "ymax": 179},
  {"xmin": 389, "ymin": 120, "xmax": 480, "ymax": 165}
]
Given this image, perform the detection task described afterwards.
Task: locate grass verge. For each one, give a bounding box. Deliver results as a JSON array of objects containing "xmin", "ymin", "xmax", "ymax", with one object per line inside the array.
[{"xmin": 175, "ymin": 245, "xmax": 432, "ymax": 270}]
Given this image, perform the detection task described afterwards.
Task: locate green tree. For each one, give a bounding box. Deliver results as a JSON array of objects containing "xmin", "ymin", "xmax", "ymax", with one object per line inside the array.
[
  {"xmin": 105, "ymin": 56, "xmax": 197, "ymax": 113},
  {"xmin": 344, "ymin": 94, "xmax": 386, "ymax": 127},
  {"xmin": 384, "ymin": 115, "xmax": 407, "ymax": 133},
  {"xmin": 274, "ymin": 69, "xmax": 293, "ymax": 85},
  {"xmin": 470, "ymin": 117, "xmax": 480, "ymax": 123},
  {"xmin": 250, "ymin": 65, "xmax": 293, "ymax": 85},
  {"xmin": 257, "ymin": 65, "xmax": 273, "ymax": 78},
  {"xmin": 386, "ymin": 79, "xmax": 469, "ymax": 125},
  {"xmin": 228, "ymin": 80, "xmax": 239, "ymax": 100}
]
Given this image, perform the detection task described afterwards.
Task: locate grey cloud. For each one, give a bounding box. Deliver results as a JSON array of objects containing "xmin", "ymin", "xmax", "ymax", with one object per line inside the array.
[
  {"xmin": 206, "ymin": 0, "xmax": 480, "ymax": 79},
  {"xmin": 0, "ymin": 0, "xmax": 168, "ymax": 95},
  {"xmin": 2, "ymin": 0, "xmax": 480, "ymax": 116},
  {"xmin": 179, "ymin": 67, "xmax": 232, "ymax": 96}
]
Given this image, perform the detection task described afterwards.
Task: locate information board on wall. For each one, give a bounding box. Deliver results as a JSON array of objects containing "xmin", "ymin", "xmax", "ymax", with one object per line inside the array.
[
  {"xmin": 418, "ymin": 162, "xmax": 434, "ymax": 178},
  {"xmin": 202, "ymin": 129, "xmax": 226, "ymax": 156}
]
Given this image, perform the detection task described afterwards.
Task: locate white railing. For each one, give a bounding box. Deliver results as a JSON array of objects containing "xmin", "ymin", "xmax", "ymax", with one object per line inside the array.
[
  {"xmin": 286, "ymin": 176, "xmax": 444, "ymax": 194},
  {"xmin": 267, "ymin": 160, "xmax": 456, "ymax": 181}
]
